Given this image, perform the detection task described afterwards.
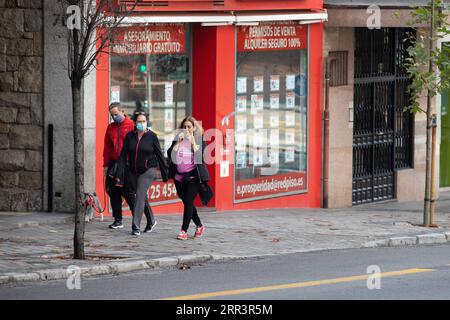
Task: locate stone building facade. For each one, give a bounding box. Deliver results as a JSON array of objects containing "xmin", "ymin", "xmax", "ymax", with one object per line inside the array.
[{"xmin": 0, "ymin": 0, "xmax": 43, "ymax": 211}]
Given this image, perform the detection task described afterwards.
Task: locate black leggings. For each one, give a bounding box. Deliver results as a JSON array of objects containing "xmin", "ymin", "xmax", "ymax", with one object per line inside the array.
[{"xmin": 175, "ymin": 179, "xmax": 203, "ymax": 232}]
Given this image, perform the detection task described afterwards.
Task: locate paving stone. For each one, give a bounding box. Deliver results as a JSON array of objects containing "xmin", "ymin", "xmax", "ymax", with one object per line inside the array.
[
  {"xmin": 178, "ymin": 255, "xmax": 212, "ymax": 265},
  {"xmin": 153, "ymin": 257, "xmax": 179, "ymax": 268},
  {"xmin": 108, "ymin": 261, "xmax": 149, "ymax": 274},
  {"xmin": 388, "ymin": 237, "xmax": 417, "ymax": 247},
  {"xmin": 416, "ymin": 233, "xmax": 447, "ymax": 245},
  {"xmin": 0, "ymin": 276, "xmax": 10, "ymax": 284},
  {"xmin": 37, "ymin": 269, "xmax": 69, "ymax": 281},
  {"xmin": 7, "ymin": 272, "xmax": 40, "ymax": 282}
]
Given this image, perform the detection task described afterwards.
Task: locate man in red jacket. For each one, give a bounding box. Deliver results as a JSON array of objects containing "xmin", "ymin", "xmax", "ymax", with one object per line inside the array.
[{"xmin": 103, "ymin": 103, "xmax": 155, "ymax": 231}]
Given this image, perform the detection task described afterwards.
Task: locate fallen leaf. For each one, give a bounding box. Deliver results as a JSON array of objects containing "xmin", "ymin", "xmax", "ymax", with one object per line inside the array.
[{"xmin": 178, "ymin": 264, "xmax": 191, "ymax": 270}]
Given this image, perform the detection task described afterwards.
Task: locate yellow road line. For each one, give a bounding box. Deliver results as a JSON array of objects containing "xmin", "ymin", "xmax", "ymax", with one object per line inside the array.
[{"xmin": 161, "ymin": 268, "xmax": 435, "ymax": 300}]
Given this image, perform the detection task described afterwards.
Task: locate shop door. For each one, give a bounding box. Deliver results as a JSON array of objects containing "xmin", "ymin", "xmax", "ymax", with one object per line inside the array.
[
  {"xmin": 441, "ymin": 42, "xmax": 450, "ymax": 187},
  {"xmin": 352, "ymin": 28, "xmax": 414, "ymax": 205}
]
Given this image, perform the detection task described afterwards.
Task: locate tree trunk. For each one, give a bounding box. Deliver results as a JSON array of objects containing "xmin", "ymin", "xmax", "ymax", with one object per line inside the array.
[{"xmin": 72, "ymin": 78, "xmax": 86, "ymax": 259}]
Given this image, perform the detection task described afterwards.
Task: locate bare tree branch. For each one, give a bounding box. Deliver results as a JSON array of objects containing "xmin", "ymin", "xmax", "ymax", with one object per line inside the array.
[{"xmin": 65, "ymin": 0, "xmax": 138, "ymax": 78}]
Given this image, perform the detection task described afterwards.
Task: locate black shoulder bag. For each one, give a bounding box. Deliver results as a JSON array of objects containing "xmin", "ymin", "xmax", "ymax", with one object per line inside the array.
[
  {"xmin": 107, "ymin": 125, "xmax": 125, "ymax": 187},
  {"xmin": 196, "ymin": 166, "xmax": 213, "ymax": 206}
]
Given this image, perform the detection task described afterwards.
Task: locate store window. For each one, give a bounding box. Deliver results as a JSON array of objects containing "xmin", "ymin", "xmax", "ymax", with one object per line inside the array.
[
  {"xmin": 110, "ymin": 24, "xmax": 189, "ymax": 204},
  {"xmin": 234, "ymin": 22, "xmax": 308, "ymax": 202}
]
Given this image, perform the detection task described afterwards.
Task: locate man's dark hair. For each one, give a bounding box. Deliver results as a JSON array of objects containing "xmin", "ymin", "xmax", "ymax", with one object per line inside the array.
[{"xmin": 109, "ymin": 102, "xmax": 122, "ymax": 112}]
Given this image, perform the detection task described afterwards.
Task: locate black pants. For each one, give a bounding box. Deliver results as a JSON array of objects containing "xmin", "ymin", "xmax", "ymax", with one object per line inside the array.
[
  {"xmin": 175, "ymin": 179, "xmax": 203, "ymax": 232},
  {"xmin": 106, "ymin": 163, "xmax": 152, "ymax": 224}
]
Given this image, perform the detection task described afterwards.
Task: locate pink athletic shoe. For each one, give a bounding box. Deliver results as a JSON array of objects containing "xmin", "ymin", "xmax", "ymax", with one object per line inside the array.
[
  {"xmin": 194, "ymin": 226, "xmax": 205, "ymax": 238},
  {"xmin": 177, "ymin": 230, "xmax": 188, "ymax": 240}
]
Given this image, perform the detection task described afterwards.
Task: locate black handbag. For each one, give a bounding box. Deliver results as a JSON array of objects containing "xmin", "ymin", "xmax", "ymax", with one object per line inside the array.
[
  {"xmin": 107, "ymin": 161, "xmax": 125, "ymax": 187},
  {"xmin": 107, "ymin": 125, "xmax": 125, "ymax": 187},
  {"xmin": 198, "ymin": 181, "xmax": 214, "ymax": 205}
]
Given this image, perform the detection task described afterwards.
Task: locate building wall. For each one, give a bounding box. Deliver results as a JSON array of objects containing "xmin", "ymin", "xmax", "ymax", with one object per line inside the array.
[
  {"xmin": 0, "ymin": 0, "xmax": 44, "ymax": 211},
  {"xmin": 323, "ymin": 27, "xmax": 354, "ymax": 208},
  {"xmin": 43, "ymin": 0, "xmax": 96, "ymax": 212},
  {"xmin": 396, "ymin": 92, "xmax": 427, "ymax": 202},
  {"xmin": 325, "ymin": 8, "xmax": 422, "ymax": 28},
  {"xmin": 43, "ymin": 0, "xmax": 73, "ymax": 212},
  {"xmin": 324, "ymin": 7, "xmax": 429, "ymax": 207}
]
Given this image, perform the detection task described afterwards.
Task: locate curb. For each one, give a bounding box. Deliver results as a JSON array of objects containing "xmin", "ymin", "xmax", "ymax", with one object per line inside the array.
[
  {"xmin": 2, "ymin": 232, "xmax": 450, "ymax": 286},
  {"xmin": 0, "ymin": 254, "xmax": 249, "ymax": 286},
  {"xmin": 362, "ymin": 231, "xmax": 450, "ymax": 248}
]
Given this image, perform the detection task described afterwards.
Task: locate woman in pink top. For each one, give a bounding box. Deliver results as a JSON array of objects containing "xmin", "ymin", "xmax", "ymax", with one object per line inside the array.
[{"xmin": 167, "ymin": 117, "xmax": 210, "ymax": 240}]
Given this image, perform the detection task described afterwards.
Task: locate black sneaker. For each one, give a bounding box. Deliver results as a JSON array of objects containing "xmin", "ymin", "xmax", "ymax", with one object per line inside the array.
[
  {"xmin": 132, "ymin": 229, "xmax": 141, "ymax": 236},
  {"xmin": 109, "ymin": 221, "xmax": 123, "ymax": 229},
  {"xmin": 144, "ymin": 220, "xmax": 158, "ymax": 233}
]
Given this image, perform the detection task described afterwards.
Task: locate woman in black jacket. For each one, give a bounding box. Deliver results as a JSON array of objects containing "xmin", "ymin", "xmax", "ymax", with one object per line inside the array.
[
  {"xmin": 167, "ymin": 116, "xmax": 210, "ymax": 240},
  {"xmin": 119, "ymin": 111, "xmax": 168, "ymax": 236}
]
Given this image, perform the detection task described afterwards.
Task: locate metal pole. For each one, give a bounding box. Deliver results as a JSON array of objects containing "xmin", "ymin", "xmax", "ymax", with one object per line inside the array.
[
  {"xmin": 323, "ymin": 57, "xmax": 335, "ymax": 208},
  {"xmin": 430, "ymin": 113, "xmax": 438, "ymax": 227},
  {"xmin": 47, "ymin": 124, "xmax": 53, "ymax": 213}
]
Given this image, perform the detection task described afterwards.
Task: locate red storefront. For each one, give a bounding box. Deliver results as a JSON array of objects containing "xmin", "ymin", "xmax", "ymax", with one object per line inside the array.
[{"xmin": 95, "ymin": 0, "xmax": 326, "ymax": 215}]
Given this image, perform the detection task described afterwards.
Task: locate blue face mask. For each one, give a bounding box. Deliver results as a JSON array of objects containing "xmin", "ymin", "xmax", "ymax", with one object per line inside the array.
[
  {"xmin": 136, "ymin": 122, "xmax": 147, "ymax": 132},
  {"xmin": 113, "ymin": 114, "xmax": 124, "ymax": 124}
]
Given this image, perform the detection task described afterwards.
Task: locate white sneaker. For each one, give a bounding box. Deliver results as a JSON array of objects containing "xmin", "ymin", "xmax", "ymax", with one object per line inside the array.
[{"xmin": 144, "ymin": 220, "xmax": 157, "ymax": 233}]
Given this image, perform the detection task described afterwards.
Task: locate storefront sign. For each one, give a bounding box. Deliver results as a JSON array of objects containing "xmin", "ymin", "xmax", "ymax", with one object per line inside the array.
[
  {"xmin": 118, "ymin": 181, "xmax": 179, "ymax": 211},
  {"xmin": 235, "ymin": 172, "xmax": 306, "ymax": 200},
  {"xmin": 110, "ymin": 86, "xmax": 120, "ymax": 103},
  {"xmin": 237, "ymin": 23, "xmax": 307, "ymax": 52},
  {"xmin": 165, "ymin": 82, "xmax": 174, "ymax": 106},
  {"xmin": 286, "ymin": 92, "xmax": 296, "ymax": 108},
  {"xmin": 286, "ymin": 74, "xmax": 296, "ymax": 90},
  {"xmin": 234, "ymin": 21, "xmax": 309, "ymax": 203},
  {"xmin": 220, "ymin": 160, "xmax": 230, "ymax": 178},
  {"xmin": 164, "ymin": 109, "xmax": 174, "ymax": 132},
  {"xmin": 236, "ymin": 116, "xmax": 247, "ymax": 131},
  {"xmin": 237, "ymin": 96, "xmax": 247, "ymax": 113},
  {"xmin": 111, "ymin": 24, "xmax": 186, "ymax": 55},
  {"xmin": 270, "ymin": 75, "xmax": 280, "ymax": 91},
  {"xmin": 270, "ymin": 94, "xmax": 279, "ymax": 109},
  {"xmin": 148, "ymin": 181, "xmax": 179, "ymax": 203},
  {"xmin": 237, "ymin": 77, "xmax": 247, "ymax": 94},
  {"xmin": 253, "ymin": 76, "xmax": 264, "ymax": 92}
]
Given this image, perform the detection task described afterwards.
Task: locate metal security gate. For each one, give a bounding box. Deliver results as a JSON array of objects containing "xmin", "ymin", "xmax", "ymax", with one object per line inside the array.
[{"xmin": 353, "ymin": 28, "xmax": 414, "ymax": 205}]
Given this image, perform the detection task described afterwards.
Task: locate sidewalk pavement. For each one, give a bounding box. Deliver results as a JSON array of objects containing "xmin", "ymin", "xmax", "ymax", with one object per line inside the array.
[{"xmin": 1, "ymin": 192, "xmax": 450, "ymax": 285}]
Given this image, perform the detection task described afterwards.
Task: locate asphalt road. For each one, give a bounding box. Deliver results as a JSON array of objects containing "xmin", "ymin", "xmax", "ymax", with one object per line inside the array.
[{"xmin": 1, "ymin": 244, "xmax": 450, "ymax": 300}]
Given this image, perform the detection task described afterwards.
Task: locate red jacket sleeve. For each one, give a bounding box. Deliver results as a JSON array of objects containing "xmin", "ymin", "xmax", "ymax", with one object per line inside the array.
[
  {"xmin": 123, "ymin": 118, "xmax": 135, "ymax": 136},
  {"xmin": 103, "ymin": 125, "xmax": 113, "ymax": 168}
]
